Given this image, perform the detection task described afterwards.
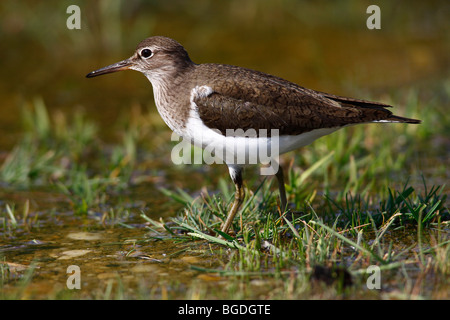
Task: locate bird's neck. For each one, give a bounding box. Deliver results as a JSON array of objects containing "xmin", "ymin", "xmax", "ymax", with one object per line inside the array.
[{"xmin": 144, "ymin": 65, "xmax": 195, "ymax": 135}]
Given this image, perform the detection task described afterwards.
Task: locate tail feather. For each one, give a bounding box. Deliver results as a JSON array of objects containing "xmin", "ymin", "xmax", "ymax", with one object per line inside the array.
[
  {"xmin": 322, "ymin": 91, "xmax": 421, "ymax": 125},
  {"xmin": 383, "ymin": 115, "xmax": 421, "ymax": 124}
]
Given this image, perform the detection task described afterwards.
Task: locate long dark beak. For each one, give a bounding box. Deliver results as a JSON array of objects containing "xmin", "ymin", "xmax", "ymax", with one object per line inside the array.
[{"xmin": 86, "ymin": 59, "xmax": 132, "ymax": 78}]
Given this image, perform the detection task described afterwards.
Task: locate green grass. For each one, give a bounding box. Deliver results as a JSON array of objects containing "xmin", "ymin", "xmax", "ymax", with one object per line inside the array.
[
  {"xmin": 0, "ymin": 98, "xmax": 136, "ymax": 215},
  {"xmin": 134, "ymin": 84, "xmax": 448, "ymax": 299},
  {"xmin": 0, "ymin": 86, "xmax": 448, "ymax": 299},
  {"xmin": 0, "ymin": 0, "xmax": 448, "ymax": 300},
  {"xmin": 140, "ymin": 176, "xmax": 448, "ymax": 298}
]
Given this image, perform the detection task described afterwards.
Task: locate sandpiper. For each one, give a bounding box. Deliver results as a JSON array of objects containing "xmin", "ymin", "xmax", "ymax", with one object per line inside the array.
[{"xmin": 87, "ymin": 36, "xmax": 420, "ymax": 234}]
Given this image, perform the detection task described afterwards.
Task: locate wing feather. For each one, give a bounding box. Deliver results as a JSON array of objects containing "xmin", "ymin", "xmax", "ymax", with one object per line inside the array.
[{"xmin": 191, "ymin": 64, "xmax": 418, "ymax": 136}]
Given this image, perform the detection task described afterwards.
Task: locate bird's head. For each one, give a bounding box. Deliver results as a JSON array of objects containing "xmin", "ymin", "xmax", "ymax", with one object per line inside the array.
[{"xmin": 86, "ymin": 36, "xmax": 194, "ymax": 83}]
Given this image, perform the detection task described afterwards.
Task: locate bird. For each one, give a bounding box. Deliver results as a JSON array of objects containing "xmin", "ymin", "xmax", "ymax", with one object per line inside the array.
[{"xmin": 86, "ymin": 36, "xmax": 420, "ymax": 234}]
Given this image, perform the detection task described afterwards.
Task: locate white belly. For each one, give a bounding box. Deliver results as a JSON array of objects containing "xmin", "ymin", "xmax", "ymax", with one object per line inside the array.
[
  {"xmin": 183, "ymin": 107, "xmax": 339, "ymax": 166},
  {"xmin": 172, "ymin": 85, "xmax": 340, "ymax": 174}
]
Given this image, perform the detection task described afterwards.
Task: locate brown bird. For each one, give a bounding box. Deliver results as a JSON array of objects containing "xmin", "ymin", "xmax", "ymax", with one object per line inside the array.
[{"xmin": 87, "ymin": 36, "xmax": 420, "ymax": 234}]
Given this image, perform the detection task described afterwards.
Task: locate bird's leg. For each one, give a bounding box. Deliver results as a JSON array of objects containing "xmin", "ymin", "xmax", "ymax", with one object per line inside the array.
[
  {"xmin": 221, "ymin": 166, "xmax": 244, "ymax": 234},
  {"xmin": 275, "ymin": 164, "xmax": 287, "ymax": 212}
]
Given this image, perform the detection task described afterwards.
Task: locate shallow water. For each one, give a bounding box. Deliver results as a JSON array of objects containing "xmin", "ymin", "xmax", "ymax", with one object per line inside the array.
[{"xmin": 0, "ymin": 1, "xmax": 449, "ymax": 299}]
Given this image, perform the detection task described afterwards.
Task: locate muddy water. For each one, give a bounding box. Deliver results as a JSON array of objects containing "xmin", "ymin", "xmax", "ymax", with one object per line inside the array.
[
  {"xmin": 1, "ymin": 225, "xmax": 221, "ymax": 299},
  {"xmin": 0, "ymin": 160, "xmax": 238, "ymax": 299},
  {"xmin": 0, "ymin": 183, "xmax": 226, "ymax": 299},
  {"xmin": 0, "ymin": 1, "xmax": 449, "ymax": 299}
]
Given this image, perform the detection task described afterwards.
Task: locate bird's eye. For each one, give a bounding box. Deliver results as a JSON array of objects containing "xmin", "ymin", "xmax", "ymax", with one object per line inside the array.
[{"xmin": 140, "ymin": 48, "xmax": 153, "ymax": 58}]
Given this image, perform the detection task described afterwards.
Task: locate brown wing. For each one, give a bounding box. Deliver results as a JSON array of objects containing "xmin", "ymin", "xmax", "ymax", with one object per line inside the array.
[{"xmin": 192, "ymin": 64, "xmax": 419, "ymax": 136}]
